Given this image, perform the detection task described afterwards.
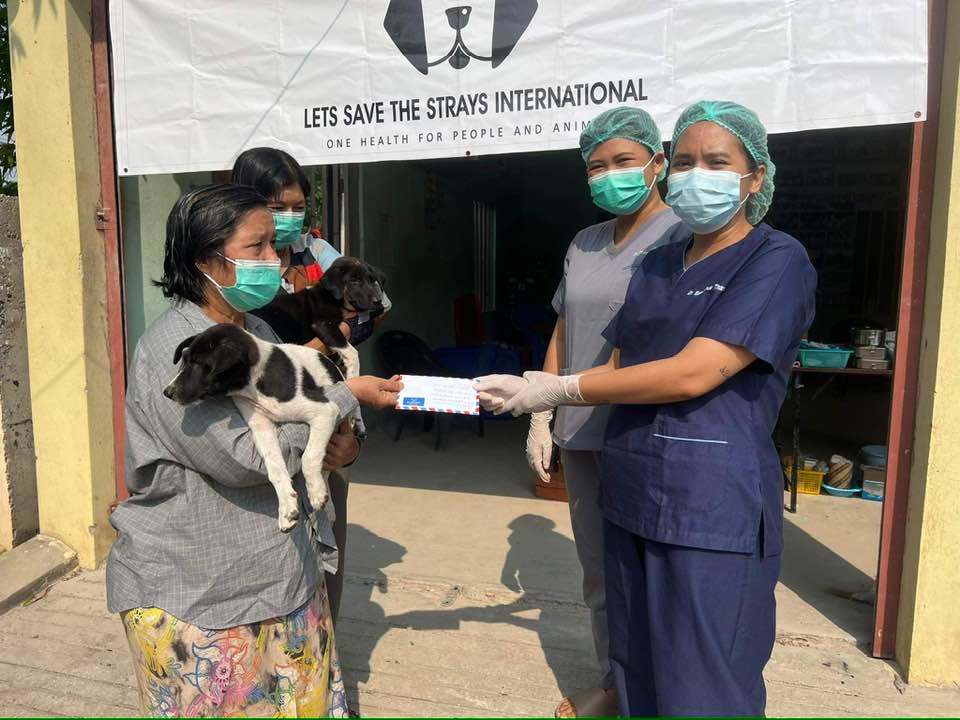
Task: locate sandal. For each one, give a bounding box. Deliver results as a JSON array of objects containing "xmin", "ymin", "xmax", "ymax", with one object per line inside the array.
[{"xmin": 555, "ymin": 687, "xmax": 619, "ymax": 718}]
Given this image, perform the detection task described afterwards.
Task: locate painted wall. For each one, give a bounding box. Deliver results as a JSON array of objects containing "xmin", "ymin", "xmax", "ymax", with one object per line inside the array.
[
  {"xmin": 121, "ymin": 172, "xmax": 212, "ymax": 356},
  {"xmin": 9, "ymin": 0, "xmax": 116, "ymax": 567},
  {"xmin": 896, "ymin": 0, "xmax": 960, "ymax": 686}
]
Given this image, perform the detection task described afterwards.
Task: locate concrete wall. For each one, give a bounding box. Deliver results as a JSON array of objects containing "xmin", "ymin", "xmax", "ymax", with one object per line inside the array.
[
  {"xmin": 0, "ymin": 197, "xmax": 39, "ymax": 551},
  {"xmin": 896, "ymin": 0, "xmax": 960, "ymax": 686},
  {"xmin": 9, "ymin": 0, "xmax": 116, "ymax": 568}
]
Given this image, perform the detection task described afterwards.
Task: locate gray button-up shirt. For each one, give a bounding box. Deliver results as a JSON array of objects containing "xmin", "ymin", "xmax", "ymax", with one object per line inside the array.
[{"xmin": 106, "ymin": 300, "xmax": 358, "ymax": 629}]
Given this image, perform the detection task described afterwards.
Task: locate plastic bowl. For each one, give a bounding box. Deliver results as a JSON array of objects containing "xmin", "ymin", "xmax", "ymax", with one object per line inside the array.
[{"xmin": 822, "ymin": 484, "xmax": 861, "ymax": 498}]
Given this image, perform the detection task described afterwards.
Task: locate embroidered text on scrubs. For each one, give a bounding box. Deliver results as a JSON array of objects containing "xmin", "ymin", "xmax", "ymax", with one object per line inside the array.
[{"xmin": 687, "ymin": 284, "xmax": 726, "ymax": 296}]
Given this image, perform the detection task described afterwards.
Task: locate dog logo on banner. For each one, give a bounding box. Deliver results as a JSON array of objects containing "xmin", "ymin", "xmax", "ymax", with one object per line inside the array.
[{"xmin": 383, "ymin": 0, "xmax": 538, "ymax": 74}]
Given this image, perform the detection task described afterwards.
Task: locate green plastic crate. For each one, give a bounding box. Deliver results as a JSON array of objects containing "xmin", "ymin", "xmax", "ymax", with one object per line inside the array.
[{"xmin": 798, "ymin": 344, "xmax": 853, "ymax": 369}]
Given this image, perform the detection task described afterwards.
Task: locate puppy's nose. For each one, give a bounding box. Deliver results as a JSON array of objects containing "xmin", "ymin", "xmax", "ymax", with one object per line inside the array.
[{"xmin": 162, "ymin": 385, "xmax": 175, "ymax": 400}]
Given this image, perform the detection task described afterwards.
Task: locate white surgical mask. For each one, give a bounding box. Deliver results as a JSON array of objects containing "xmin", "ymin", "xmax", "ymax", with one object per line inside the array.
[{"xmin": 666, "ymin": 168, "xmax": 753, "ymax": 234}]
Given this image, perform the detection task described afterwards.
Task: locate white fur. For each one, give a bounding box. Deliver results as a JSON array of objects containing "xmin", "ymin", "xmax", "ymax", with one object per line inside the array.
[{"xmin": 232, "ymin": 335, "xmax": 359, "ymax": 532}]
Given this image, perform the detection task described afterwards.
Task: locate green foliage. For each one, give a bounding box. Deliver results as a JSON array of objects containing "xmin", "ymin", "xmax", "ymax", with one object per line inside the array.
[{"xmin": 0, "ymin": 0, "xmax": 16, "ymax": 195}]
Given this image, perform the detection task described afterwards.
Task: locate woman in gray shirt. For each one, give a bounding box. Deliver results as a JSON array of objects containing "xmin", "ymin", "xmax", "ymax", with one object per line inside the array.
[
  {"xmin": 106, "ymin": 184, "xmax": 401, "ymax": 717},
  {"xmin": 534, "ymin": 107, "xmax": 682, "ymax": 718}
]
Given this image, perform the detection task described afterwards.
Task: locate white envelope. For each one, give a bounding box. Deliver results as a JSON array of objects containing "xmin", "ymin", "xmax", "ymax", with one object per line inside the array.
[{"xmin": 395, "ymin": 375, "xmax": 480, "ymax": 416}]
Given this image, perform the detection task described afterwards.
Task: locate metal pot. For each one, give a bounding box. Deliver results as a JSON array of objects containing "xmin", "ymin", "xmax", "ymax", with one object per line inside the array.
[{"xmin": 852, "ymin": 326, "xmax": 884, "ymax": 347}]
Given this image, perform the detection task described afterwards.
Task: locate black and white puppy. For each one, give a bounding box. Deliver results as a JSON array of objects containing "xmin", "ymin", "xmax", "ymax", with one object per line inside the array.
[
  {"xmin": 252, "ymin": 257, "xmax": 387, "ymax": 346},
  {"xmin": 163, "ymin": 324, "xmax": 359, "ymax": 532}
]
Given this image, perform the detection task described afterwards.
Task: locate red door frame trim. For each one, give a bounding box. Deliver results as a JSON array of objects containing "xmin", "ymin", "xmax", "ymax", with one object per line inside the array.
[
  {"xmin": 873, "ymin": 0, "xmax": 946, "ymax": 659},
  {"xmin": 91, "ymin": 0, "xmax": 128, "ymax": 502}
]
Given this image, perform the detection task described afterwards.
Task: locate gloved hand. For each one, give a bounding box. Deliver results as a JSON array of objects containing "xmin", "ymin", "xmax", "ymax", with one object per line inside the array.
[
  {"xmin": 502, "ymin": 371, "xmax": 583, "ymax": 416},
  {"xmin": 475, "ymin": 371, "xmax": 584, "ymax": 416},
  {"xmin": 526, "ymin": 411, "xmax": 554, "ymax": 482},
  {"xmin": 474, "ymin": 374, "xmax": 529, "ymax": 412}
]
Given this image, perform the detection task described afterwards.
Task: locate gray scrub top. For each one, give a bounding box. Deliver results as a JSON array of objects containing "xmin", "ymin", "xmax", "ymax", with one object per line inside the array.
[{"xmin": 551, "ymin": 209, "xmax": 684, "ymax": 450}]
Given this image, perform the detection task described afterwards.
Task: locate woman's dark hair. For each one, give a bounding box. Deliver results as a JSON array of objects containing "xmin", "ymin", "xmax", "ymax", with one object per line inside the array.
[
  {"xmin": 231, "ymin": 147, "xmax": 311, "ymax": 202},
  {"xmin": 156, "ymin": 184, "xmax": 268, "ymax": 303}
]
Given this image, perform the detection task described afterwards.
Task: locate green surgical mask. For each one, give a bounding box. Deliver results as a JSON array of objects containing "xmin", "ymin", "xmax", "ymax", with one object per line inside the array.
[
  {"xmin": 272, "ymin": 211, "xmax": 306, "ymax": 249},
  {"xmin": 203, "ymin": 254, "xmax": 282, "ymax": 312},
  {"xmin": 588, "ymin": 156, "xmax": 655, "ymax": 216}
]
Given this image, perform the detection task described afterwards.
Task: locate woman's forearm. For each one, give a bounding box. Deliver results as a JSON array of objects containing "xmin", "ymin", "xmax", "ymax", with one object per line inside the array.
[
  {"xmin": 578, "ymin": 356, "xmax": 700, "ymax": 405},
  {"xmin": 579, "ymin": 349, "xmax": 619, "ymax": 378},
  {"xmin": 576, "ymin": 339, "xmax": 755, "ymax": 406}
]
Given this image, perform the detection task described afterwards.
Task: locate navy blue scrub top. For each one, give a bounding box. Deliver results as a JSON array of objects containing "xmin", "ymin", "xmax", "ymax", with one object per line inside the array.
[{"xmin": 601, "ymin": 224, "xmax": 817, "ymax": 557}]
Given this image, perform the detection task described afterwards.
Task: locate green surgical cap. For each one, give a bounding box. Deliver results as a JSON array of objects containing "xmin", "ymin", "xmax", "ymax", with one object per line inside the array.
[
  {"xmin": 580, "ymin": 106, "xmax": 667, "ymax": 181},
  {"xmin": 670, "ymin": 100, "xmax": 776, "ymax": 225}
]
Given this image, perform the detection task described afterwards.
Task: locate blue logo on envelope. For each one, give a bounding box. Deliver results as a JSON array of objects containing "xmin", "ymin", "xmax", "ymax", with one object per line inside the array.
[{"xmin": 403, "ymin": 397, "xmax": 426, "ymax": 407}]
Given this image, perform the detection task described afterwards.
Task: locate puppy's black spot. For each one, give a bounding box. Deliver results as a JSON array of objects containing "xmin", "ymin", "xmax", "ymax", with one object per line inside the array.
[
  {"xmin": 172, "ymin": 639, "xmax": 189, "ymax": 663},
  {"xmin": 256, "ymin": 349, "xmax": 296, "ymax": 402},
  {"xmin": 316, "ymin": 351, "xmax": 346, "ymax": 384},
  {"xmin": 302, "ymin": 367, "xmax": 328, "ymax": 402}
]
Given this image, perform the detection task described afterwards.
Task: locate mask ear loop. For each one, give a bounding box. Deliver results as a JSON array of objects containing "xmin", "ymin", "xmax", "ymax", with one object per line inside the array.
[
  {"xmin": 737, "ymin": 170, "xmax": 757, "ymax": 209},
  {"xmin": 640, "ymin": 154, "xmax": 657, "ymax": 192},
  {"xmin": 196, "ymin": 253, "xmax": 232, "ymax": 292},
  {"xmin": 201, "ymin": 271, "xmax": 225, "ymax": 290},
  {"xmin": 589, "ymin": 153, "xmax": 658, "ymax": 186}
]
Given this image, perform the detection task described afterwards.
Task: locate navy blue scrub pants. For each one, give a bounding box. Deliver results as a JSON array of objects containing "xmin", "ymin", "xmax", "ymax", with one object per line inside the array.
[{"xmin": 604, "ymin": 519, "xmax": 780, "ymax": 717}]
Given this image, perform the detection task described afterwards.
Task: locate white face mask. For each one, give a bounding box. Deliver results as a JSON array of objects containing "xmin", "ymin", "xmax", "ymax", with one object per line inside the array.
[{"xmin": 666, "ymin": 168, "xmax": 753, "ymax": 234}]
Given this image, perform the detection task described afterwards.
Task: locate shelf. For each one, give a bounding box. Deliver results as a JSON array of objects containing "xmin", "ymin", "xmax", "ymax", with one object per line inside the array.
[{"xmin": 792, "ymin": 366, "xmax": 893, "ymax": 377}]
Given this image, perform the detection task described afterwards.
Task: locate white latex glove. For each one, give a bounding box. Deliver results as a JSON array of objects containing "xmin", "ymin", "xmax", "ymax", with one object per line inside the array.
[
  {"xmin": 527, "ymin": 411, "xmax": 554, "ymax": 482},
  {"xmin": 501, "ymin": 371, "xmax": 583, "ymax": 416},
  {"xmin": 474, "ymin": 374, "xmax": 529, "ymax": 412}
]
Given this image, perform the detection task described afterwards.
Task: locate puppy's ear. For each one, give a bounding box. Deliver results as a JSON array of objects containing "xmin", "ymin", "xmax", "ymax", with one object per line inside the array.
[
  {"xmin": 320, "ymin": 261, "xmax": 347, "ymax": 300},
  {"xmin": 211, "ymin": 327, "xmax": 260, "ymax": 374},
  {"xmin": 173, "ymin": 335, "xmax": 197, "ymax": 365},
  {"xmin": 322, "ymin": 275, "xmax": 344, "ymax": 300},
  {"xmin": 209, "ymin": 342, "xmax": 244, "ymax": 377}
]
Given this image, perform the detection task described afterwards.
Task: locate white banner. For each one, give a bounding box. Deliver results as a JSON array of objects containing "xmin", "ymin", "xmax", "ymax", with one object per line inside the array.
[{"xmin": 111, "ymin": 1, "xmax": 928, "ymax": 176}]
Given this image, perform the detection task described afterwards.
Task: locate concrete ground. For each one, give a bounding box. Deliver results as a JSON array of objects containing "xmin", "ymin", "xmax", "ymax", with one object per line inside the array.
[{"xmin": 1, "ymin": 416, "xmax": 958, "ymax": 717}]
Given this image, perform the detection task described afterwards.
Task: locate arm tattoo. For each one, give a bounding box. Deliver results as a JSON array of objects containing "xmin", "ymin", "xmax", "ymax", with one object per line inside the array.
[{"xmin": 719, "ymin": 366, "xmax": 732, "ymax": 379}]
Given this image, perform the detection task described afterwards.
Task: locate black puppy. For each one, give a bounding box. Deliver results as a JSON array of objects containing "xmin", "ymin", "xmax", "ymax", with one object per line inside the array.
[{"xmin": 253, "ymin": 257, "xmax": 387, "ymax": 348}]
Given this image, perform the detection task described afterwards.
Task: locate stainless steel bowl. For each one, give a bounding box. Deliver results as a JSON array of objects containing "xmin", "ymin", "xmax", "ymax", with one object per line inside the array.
[{"xmin": 852, "ymin": 327, "xmax": 884, "ymax": 347}]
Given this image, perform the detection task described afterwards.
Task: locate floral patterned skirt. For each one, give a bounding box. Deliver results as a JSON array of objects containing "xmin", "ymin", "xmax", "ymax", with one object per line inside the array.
[{"xmin": 121, "ymin": 587, "xmax": 348, "ymax": 717}]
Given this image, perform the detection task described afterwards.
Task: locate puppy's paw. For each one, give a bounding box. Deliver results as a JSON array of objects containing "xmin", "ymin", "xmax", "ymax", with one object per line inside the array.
[
  {"xmin": 307, "ymin": 485, "xmax": 329, "ymax": 511},
  {"xmin": 278, "ymin": 497, "xmax": 300, "ymax": 533}
]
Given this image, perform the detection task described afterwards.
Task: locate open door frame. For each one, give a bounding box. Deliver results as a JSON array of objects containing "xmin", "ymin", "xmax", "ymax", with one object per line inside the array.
[
  {"xmin": 92, "ymin": 0, "xmax": 128, "ymax": 502},
  {"xmin": 873, "ymin": 0, "xmax": 947, "ymax": 659}
]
